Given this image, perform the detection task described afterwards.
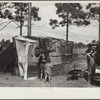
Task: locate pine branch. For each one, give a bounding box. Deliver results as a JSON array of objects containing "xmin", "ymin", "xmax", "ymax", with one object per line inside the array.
[
  {"xmin": 0, "ymin": 4, "xmax": 14, "ymax": 10},
  {"xmin": 0, "ymin": 6, "xmax": 10, "ymax": 10}
]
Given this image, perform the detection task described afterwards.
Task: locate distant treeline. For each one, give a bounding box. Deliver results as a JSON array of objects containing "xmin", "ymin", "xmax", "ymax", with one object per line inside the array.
[
  {"xmin": 73, "ymin": 42, "xmax": 87, "ymax": 48},
  {"xmin": 73, "ymin": 40, "xmax": 98, "ymax": 48}
]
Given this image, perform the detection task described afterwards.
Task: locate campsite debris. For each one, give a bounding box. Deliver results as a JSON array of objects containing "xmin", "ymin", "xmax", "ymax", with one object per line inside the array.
[{"xmin": 67, "ymin": 62, "xmax": 84, "ymax": 81}]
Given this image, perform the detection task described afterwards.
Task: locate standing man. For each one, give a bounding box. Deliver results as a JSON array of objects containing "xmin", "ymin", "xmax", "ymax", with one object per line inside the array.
[
  {"xmin": 86, "ymin": 43, "xmax": 92, "ymax": 71},
  {"xmin": 37, "ymin": 53, "xmax": 46, "ymax": 79}
]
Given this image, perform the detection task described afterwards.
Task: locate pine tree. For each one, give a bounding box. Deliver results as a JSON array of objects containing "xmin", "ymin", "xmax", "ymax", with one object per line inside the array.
[
  {"xmin": 0, "ymin": 2, "xmax": 41, "ymax": 35},
  {"xmin": 49, "ymin": 3, "xmax": 90, "ymax": 53}
]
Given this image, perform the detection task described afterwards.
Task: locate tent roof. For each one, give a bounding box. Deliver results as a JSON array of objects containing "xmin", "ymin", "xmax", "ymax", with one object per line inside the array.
[
  {"xmin": 13, "ymin": 35, "xmax": 73, "ymax": 44},
  {"xmin": 24, "ymin": 35, "xmax": 65, "ymax": 42},
  {"xmin": 13, "ymin": 36, "xmax": 38, "ymax": 43}
]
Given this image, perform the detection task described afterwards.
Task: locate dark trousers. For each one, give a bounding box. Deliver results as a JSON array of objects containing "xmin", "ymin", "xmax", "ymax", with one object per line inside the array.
[
  {"xmin": 38, "ymin": 64, "xmax": 41, "ymax": 79},
  {"xmin": 38, "ymin": 64, "xmax": 45, "ymax": 79},
  {"xmin": 87, "ymin": 55, "xmax": 90, "ymax": 72}
]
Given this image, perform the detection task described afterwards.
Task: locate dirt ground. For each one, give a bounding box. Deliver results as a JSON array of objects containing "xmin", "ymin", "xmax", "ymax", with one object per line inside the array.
[{"xmin": 0, "ymin": 47, "xmax": 99, "ymax": 87}]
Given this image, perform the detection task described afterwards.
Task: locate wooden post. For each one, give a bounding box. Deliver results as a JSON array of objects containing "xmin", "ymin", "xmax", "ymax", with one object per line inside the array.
[
  {"xmin": 20, "ymin": 11, "xmax": 22, "ymax": 36},
  {"xmin": 99, "ymin": 14, "xmax": 100, "ymax": 42},
  {"xmin": 99, "ymin": 4, "xmax": 100, "ymax": 42},
  {"xmin": 66, "ymin": 12, "xmax": 69, "ymax": 54},
  {"xmin": 28, "ymin": 3, "xmax": 32, "ymax": 36}
]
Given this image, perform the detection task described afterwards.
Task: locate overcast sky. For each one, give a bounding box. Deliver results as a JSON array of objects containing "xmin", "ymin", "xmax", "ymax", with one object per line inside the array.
[
  {"xmin": 0, "ymin": 2, "xmax": 99, "ymax": 44},
  {"xmin": 32, "ymin": 2, "xmax": 98, "ymax": 43}
]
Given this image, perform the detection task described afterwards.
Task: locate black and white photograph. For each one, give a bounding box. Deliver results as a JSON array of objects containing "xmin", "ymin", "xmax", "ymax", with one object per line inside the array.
[{"xmin": 0, "ymin": 1, "xmax": 100, "ymax": 88}]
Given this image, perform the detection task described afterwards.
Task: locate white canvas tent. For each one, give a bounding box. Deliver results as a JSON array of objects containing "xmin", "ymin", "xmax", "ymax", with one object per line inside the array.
[{"xmin": 13, "ymin": 36, "xmax": 38, "ymax": 80}]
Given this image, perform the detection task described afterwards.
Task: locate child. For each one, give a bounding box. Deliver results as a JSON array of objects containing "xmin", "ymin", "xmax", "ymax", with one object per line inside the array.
[{"xmin": 44, "ymin": 58, "xmax": 53, "ymax": 83}]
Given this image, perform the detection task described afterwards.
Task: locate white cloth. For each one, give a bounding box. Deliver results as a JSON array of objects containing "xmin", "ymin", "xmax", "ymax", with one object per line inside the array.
[{"xmin": 15, "ymin": 40, "xmax": 30, "ymax": 80}]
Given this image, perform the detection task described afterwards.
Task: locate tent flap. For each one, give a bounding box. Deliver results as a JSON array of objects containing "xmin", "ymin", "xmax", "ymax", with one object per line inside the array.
[
  {"xmin": 0, "ymin": 43, "xmax": 16, "ymax": 72},
  {"xmin": 14, "ymin": 36, "xmax": 38, "ymax": 77}
]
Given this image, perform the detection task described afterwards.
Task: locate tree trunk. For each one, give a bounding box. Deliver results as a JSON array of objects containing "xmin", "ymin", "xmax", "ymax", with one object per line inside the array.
[
  {"xmin": 20, "ymin": 11, "xmax": 23, "ymax": 36},
  {"xmin": 66, "ymin": 12, "xmax": 69, "ymax": 54},
  {"xmin": 99, "ymin": 14, "xmax": 100, "ymax": 42}
]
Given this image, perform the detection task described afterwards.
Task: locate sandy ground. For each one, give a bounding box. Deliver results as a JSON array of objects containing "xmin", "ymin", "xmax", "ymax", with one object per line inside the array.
[
  {"xmin": 0, "ymin": 47, "xmax": 99, "ymax": 87},
  {"xmin": 0, "ymin": 73, "xmax": 91, "ymax": 87}
]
